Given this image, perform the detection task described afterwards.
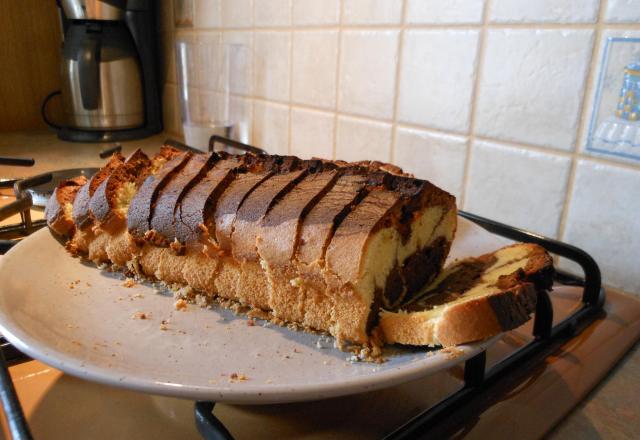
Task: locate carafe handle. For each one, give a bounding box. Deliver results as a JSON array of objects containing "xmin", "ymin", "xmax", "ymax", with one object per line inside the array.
[{"xmin": 78, "ymin": 37, "xmax": 100, "ymax": 110}]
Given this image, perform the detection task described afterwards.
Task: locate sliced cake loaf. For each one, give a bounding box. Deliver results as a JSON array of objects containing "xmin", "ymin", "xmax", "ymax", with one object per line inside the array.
[
  {"xmin": 45, "ymin": 147, "xmax": 485, "ymax": 348},
  {"xmin": 45, "ymin": 175, "xmax": 88, "ymax": 237},
  {"xmin": 378, "ymin": 243, "xmax": 554, "ymax": 347}
]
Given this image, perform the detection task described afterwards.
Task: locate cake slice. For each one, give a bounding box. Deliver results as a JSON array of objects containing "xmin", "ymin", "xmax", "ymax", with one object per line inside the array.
[
  {"xmin": 230, "ymin": 160, "xmax": 310, "ymax": 308},
  {"xmin": 149, "ymin": 153, "xmax": 218, "ymax": 245},
  {"xmin": 322, "ymin": 174, "xmax": 457, "ymax": 343},
  {"xmin": 80, "ymin": 146, "xmax": 181, "ymax": 265},
  {"xmin": 90, "ymin": 149, "xmax": 151, "ymax": 232},
  {"xmin": 127, "ymin": 151, "xmax": 192, "ymax": 241},
  {"xmin": 45, "ymin": 175, "xmax": 88, "ymax": 237},
  {"xmin": 378, "ymin": 243, "xmax": 554, "ymax": 347},
  {"xmin": 128, "ymin": 153, "xmax": 231, "ymax": 290},
  {"xmin": 295, "ymin": 170, "xmax": 370, "ymax": 333},
  {"xmin": 173, "ymin": 153, "xmax": 243, "ymax": 248},
  {"xmin": 257, "ymin": 167, "xmax": 341, "ymax": 322},
  {"xmin": 69, "ymin": 153, "xmax": 125, "ymax": 255},
  {"xmin": 72, "ymin": 152, "xmax": 124, "ymax": 230}
]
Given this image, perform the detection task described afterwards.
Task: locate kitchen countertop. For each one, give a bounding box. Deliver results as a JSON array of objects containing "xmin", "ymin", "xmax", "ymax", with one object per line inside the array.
[
  {"xmin": 0, "ymin": 129, "xmax": 639, "ymax": 438},
  {"xmin": 0, "ymin": 129, "xmax": 177, "ymax": 179},
  {"xmin": 550, "ymin": 338, "xmax": 639, "ymax": 438}
]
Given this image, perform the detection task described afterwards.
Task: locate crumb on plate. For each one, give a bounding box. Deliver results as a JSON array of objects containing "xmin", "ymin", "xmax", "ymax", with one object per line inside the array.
[
  {"xmin": 174, "ymin": 298, "xmax": 188, "ymax": 311},
  {"xmin": 229, "ymin": 373, "xmax": 248, "ymax": 382},
  {"xmin": 132, "ymin": 311, "xmax": 150, "ymax": 320}
]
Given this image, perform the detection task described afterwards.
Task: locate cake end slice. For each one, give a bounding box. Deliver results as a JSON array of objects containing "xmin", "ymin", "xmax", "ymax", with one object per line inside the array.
[
  {"xmin": 378, "ymin": 243, "xmax": 554, "ymax": 347},
  {"xmin": 45, "ymin": 175, "xmax": 88, "ymax": 237}
]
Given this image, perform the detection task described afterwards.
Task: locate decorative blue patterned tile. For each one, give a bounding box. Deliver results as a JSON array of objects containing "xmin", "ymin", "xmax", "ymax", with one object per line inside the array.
[{"xmin": 586, "ymin": 37, "xmax": 640, "ymax": 162}]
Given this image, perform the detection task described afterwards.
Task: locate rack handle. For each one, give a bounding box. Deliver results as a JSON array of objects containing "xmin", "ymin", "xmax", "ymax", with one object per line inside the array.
[{"xmin": 458, "ymin": 211, "xmax": 604, "ymax": 307}]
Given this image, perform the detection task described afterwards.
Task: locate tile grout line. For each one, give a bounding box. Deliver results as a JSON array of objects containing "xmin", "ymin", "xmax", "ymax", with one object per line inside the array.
[
  {"xmin": 556, "ymin": 0, "xmax": 607, "ymax": 241},
  {"xmin": 389, "ymin": 0, "xmax": 408, "ymax": 164},
  {"xmin": 331, "ymin": 1, "xmax": 345, "ymax": 160},
  {"xmin": 200, "ymin": 22, "xmax": 640, "ymax": 33},
  {"xmin": 286, "ymin": 0, "xmax": 294, "ymax": 155},
  {"xmin": 249, "ymin": 1, "xmax": 257, "ymax": 148},
  {"xmin": 460, "ymin": 0, "xmax": 491, "ymax": 208},
  {"xmin": 252, "ymin": 98, "xmax": 640, "ymax": 171}
]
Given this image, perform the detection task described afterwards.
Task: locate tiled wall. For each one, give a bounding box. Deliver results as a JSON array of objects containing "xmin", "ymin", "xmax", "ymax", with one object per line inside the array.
[{"xmin": 159, "ymin": 0, "xmax": 640, "ymax": 295}]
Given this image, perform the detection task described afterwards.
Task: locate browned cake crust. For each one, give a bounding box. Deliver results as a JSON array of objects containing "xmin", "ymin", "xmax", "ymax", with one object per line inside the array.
[{"xmin": 45, "ymin": 175, "xmax": 88, "ymax": 237}]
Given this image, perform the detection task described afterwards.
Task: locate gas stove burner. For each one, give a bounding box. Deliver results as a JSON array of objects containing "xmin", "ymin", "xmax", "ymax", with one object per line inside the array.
[{"xmin": 26, "ymin": 168, "xmax": 98, "ymax": 207}]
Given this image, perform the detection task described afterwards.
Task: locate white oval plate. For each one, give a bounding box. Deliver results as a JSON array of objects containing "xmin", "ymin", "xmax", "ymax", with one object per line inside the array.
[{"xmin": 0, "ymin": 217, "xmax": 509, "ymax": 404}]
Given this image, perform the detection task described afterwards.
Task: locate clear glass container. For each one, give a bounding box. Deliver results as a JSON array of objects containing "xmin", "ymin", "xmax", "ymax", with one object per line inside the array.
[{"xmin": 175, "ymin": 38, "xmax": 249, "ymax": 152}]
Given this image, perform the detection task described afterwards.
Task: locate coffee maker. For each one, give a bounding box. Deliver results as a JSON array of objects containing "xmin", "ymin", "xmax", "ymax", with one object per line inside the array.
[{"xmin": 47, "ymin": 0, "xmax": 162, "ymax": 142}]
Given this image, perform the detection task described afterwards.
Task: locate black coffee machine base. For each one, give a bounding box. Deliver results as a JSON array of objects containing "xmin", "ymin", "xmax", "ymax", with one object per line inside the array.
[{"xmin": 57, "ymin": 126, "xmax": 161, "ymax": 143}]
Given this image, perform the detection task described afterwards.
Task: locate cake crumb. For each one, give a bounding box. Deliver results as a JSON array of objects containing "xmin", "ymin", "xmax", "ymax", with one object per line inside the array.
[
  {"xmin": 174, "ymin": 299, "xmax": 188, "ymax": 311},
  {"xmin": 122, "ymin": 278, "xmax": 136, "ymax": 288},
  {"xmin": 441, "ymin": 347, "xmax": 464, "ymax": 360},
  {"xmin": 247, "ymin": 319, "xmax": 255, "ymax": 327},
  {"xmin": 229, "ymin": 373, "xmax": 248, "ymax": 382},
  {"xmin": 265, "ymin": 379, "xmax": 273, "ymax": 384},
  {"xmin": 132, "ymin": 311, "xmax": 150, "ymax": 320},
  {"xmin": 160, "ymin": 320, "xmax": 169, "ymax": 331}
]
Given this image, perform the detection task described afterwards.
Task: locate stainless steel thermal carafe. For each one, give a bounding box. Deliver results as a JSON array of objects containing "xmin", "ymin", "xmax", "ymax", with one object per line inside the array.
[{"xmin": 61, "ymin": 22, "xmax": 144, "ymax": 130}]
